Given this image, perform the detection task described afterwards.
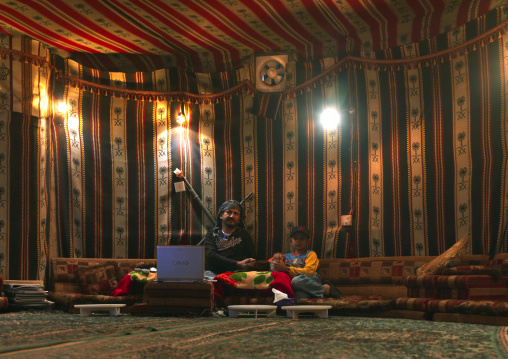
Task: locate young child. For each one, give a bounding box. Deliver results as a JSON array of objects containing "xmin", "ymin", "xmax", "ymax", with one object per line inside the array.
[{"xmin": 269, "ymin": 226, "xmax": 342, "ymax": 299}]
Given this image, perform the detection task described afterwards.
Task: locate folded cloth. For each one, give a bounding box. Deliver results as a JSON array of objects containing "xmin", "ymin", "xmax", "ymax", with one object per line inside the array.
[
  {"xmin": 112, "ymin": 270, "xmax": 157, "ymax": 296},
  {"xmin": 323, "ymin": 280, "xmax": 342, "ymax": 299},
  {"xmin": 215, "ymin": 271, "xmax": 294, "ymax": 297}
]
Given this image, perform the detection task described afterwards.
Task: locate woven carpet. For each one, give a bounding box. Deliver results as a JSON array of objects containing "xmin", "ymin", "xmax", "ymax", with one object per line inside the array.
[{"xmin": 0, "ymin": 311, "xmax": 507, "ymax": 358}]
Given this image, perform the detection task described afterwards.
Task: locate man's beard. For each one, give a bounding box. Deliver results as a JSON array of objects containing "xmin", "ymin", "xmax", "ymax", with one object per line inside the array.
[{"xmin": 223, "ymin": 219, "xmax": 238, "ymax": 228}]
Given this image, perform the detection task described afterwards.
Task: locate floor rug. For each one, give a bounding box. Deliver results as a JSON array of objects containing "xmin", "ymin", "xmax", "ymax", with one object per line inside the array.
[{"xmin": 1, "ymin": 311, "xmax": 507, "ymax": 358}]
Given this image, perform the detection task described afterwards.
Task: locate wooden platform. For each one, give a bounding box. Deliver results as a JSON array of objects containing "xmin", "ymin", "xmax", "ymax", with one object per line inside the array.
[
  {"xmin": 228, "ymin": 305, "xmax": 277, "ymax": 318},
  {"xmin": 281, "ymin": 305, "xmax": 332, "ymax": 319},
  {"xmin": 74, "ymin": 304, "xmax": 126, "ymax": 317}
]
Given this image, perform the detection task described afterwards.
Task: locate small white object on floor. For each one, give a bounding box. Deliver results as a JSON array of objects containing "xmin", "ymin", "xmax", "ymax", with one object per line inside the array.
[
  {"xmin": 281, "ymin": 305, "xmax": 332, "ymax": 319},
  {"xmin": 74, "ymin": 304, "xmax": 126, "ymax": 317},
  {"xmin": 228, "ymin": 305, "xmax": 277, "ymax": 318},
  {"xmin": 272, "ymin": 288, "xmax": 288, "ymax": 303}
]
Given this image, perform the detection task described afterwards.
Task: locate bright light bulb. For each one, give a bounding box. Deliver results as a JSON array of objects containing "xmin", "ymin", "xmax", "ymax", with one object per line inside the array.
[
  {"xmin": 57, "ymin": 101, "xmax": 67, "ymax": 113},
  {"xmin": 320, "ymin": 108, "xmax": 340, "ymax": 129},
  {"xmin": 177, "ymin": 112, "xmax": 186, "ymax": 124}
]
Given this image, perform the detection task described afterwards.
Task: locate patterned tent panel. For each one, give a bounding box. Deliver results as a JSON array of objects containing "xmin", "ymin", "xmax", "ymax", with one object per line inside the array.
[
  {"xmin": 0, "ymin": 7, "xmax": 508, "ymax": 281},
  {"xmin": 0, "ymin": 0, "xmax": 505, "ymax": 72}
]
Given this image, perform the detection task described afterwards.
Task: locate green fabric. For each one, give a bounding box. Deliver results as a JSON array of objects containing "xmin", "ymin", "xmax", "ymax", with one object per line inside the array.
[
  {"xmin": 129, "ymin": 270, "xmax": 151, "ymax": 283},
  {"xmin": 229, "ymin": 271, "xmax": 274, "ymax": 289}
]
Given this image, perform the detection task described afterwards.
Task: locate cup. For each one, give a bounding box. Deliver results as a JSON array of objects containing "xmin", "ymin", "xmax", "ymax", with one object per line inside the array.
[{"xmin": 270, "ymin": 260, "xmax": 278, "ymax": 271}]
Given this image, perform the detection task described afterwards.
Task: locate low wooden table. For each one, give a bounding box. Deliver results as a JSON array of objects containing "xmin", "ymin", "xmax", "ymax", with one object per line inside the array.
[
  {"xmin": 74, "ymin": 304, "xmax": 126, "ymax": 317},
  {"xmin": 143, "ymin": 281, "xmax": 215, "ymax": 316},
  {"xmin": 281, "ymin": 305, "xmax": 332, "ymax": 319},
  {"xmin": 228, "ymin": 305, "xmax": 278, "ymax": 318}
]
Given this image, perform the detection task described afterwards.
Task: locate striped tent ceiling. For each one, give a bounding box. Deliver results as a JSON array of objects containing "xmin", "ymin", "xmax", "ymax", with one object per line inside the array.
[{"xmin": 0, "ymin": 0, "xmax": 505, "ymax": 73}]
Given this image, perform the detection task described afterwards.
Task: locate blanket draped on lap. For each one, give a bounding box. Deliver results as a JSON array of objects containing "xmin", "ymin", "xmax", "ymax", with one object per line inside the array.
[
  {"xmin": 215, "ymin": 271, "xmax": 294, "ymax": 297},
  {"xmin": 112, "ymin": 271, "xmax": 157, "ymax": 296}
]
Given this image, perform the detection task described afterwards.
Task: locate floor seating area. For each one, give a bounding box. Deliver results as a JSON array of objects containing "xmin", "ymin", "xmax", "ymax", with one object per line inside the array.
[
  {"xmin": 298, "ymin": 253, "xmax": 508, "ymax": 325},
  {"xmin": 47, "ymin": 258, "xmax": 157, "ymax": 313},
  {"xmin": 0, "ymin": 252, "xmax": 506, "ymax": 325}
]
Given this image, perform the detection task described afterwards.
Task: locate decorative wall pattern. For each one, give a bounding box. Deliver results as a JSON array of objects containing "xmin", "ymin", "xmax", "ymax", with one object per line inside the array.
[
  {"xmin": 365, "ymin": 69, "xmax": 385, "ymax": 257},
  {"xmin": 238, "ymin": 67, "xmax": 258, "ymax": 247},
  {"xmin": 451, "ymin": 52, "xmax": 473, "ymax": 248},
  {"xmin": 0, "ymin": 40, "xmax": 11, "ymax": 279},
  {"xmin": 110, "ymin": 79, "xmax": 129, "ymax": 259},
  {"xmin": 155, "ymin": 99, "xmax": 170, "ymax": 248},
  {"xmin": 321, "ymin": 57, "xmax": 341, "ymax": 258},
  {"xmin": 502, "ymin": 29, "xmax": 508, "ymax": 256},
  {"xmin": 407, "ymin": 66, "xmax": 427, "ymax": 256},
  {"xmin": 197, "ymin": 73, "xmax": 217, "ymax": 235},
  {"xmin": 1, "ymin": 9, "xmax": 508, "ymax": 280},
  {"xmin": 66, "ymin": 60, "xmax": 83, "ymax": 258},
  {"xmin": 282, "ymin": 60, "xmax": 298, "ymax": 254},
  {"xmin": 0, "ymin": 36, "xmax": 51, "ymax": 280}
]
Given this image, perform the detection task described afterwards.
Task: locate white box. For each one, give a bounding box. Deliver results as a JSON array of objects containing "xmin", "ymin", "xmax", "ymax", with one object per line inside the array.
[
  {"xmin": 174, "ymin": 182, "xmax": 186, "ymax": 192},
  {"xmin": 341, "ymin": 214, "xmax": 352, "ymax": 226}
]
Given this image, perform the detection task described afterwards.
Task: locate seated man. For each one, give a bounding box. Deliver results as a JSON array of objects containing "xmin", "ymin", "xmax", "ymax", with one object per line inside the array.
[{"xmin": 203, "ymin": 200, "xmax": 256, "ymax": 279}]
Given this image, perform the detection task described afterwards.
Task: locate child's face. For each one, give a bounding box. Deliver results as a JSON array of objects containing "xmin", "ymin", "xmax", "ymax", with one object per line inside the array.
[{"xmin": 290, "ymin": 233, "xmax": 309, "ymax": 252}]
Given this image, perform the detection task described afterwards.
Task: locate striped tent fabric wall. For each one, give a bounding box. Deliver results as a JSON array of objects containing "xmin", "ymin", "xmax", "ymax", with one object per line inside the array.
[
  {"xmin": 1, "ymin": 8, "xmax": 508, "ymax": 280},
  {"xmin": 348, "ymin": 9, "xmax": 508, "ymax": 258},
  {"xmin": 0, "ymin": 36, "xmax": 51, "ymax": 281}
]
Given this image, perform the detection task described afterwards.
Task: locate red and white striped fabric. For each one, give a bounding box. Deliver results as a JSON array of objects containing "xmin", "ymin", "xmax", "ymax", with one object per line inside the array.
[{"xmin": 0, "ymin": 0, "xmax": 504, "ymax": 72}]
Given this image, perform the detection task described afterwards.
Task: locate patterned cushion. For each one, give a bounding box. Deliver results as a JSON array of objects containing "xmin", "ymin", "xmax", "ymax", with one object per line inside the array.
[
  {"xmin": 53, "ymin": 281, "xmax": 81, "ymax": 294},
  {"xmin": 51, "ymin": 258, "xmax": 156, "ymax": 294},
  {"xmin": 416, "ymin": 235, "xmax": 470, "ymax": 275},
  {"xmin": 490, "ymin": 255, "xmax": 508, "ymax": 277},
  {"xmin": 425, "ymin": 299, "xmax": 508, "ymax": 316},
  {"xmin": 396, "ymin": 297, "xmax": 508, "ymax": 316},
  {"xmin": 403, "ymin": 274, "xmax": 508, "ymax": 301},
  {"xmin": 442, "ymin": 265, "xmax": 502, "ymax": 278},
  {"xmin": 52, "ymin": 259, "xmax": 103, "ymax": 283},
  {"xmin": 434, "ymin": 275, "xmax": 508, "ymax": 300},
  {"xmin": 317, "ymin": 258, "xmax": 427, "ymax": 285},
  {"xmin": 395, "ymin": 297, "xmax": 430, "ymax": 311},
  {"xmin": 75, "ymin": 262, "xmax": 119, "ymax": 295},
  {"xmin": 117, "ymin": 260, "xmax": 157, "ymax": 278},
  {"xmin": 403, "ymin": 275, "xmax": 438, "ymax": 298},
  {"xmin": 389, "ymin": 261, "xmax": 425, "ymax": 284}
]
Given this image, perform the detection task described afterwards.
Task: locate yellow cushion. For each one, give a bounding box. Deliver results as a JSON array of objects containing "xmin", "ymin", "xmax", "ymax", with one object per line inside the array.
[{"xmin": 416, "ymin": 235, "xmax": 470, "ymax": 275}]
